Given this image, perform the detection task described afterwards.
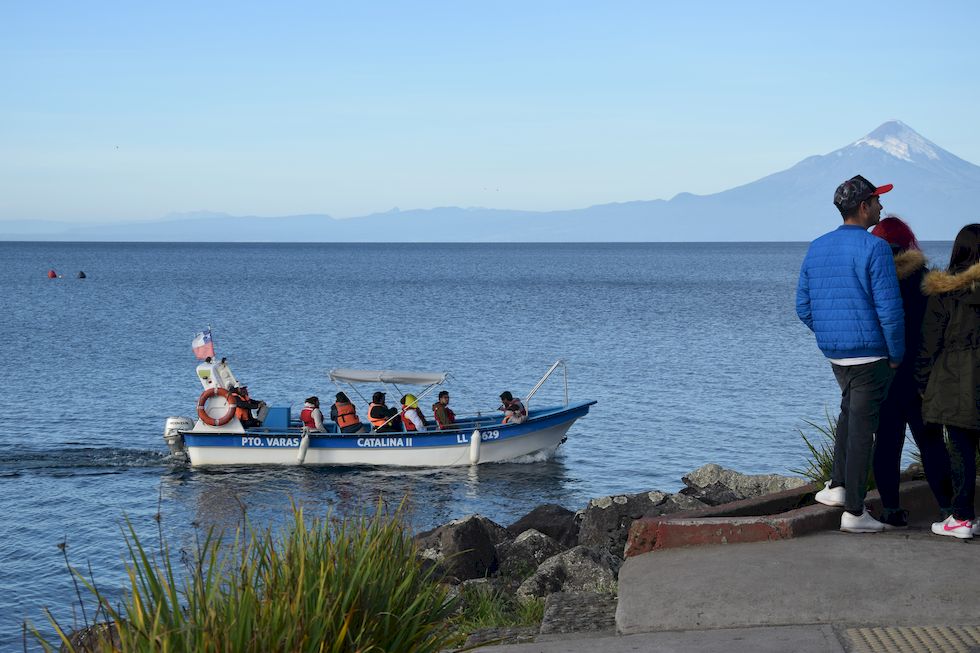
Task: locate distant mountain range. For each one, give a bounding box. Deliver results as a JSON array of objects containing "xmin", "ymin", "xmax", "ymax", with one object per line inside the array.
[{"xmin": 4, "ymin": 121, "xmax": 979, "ymax": 242}]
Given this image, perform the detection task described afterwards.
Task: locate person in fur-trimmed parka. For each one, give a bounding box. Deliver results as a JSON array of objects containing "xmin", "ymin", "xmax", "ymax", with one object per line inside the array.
[
  {"xmin": 870, "ymin": 217, "xmax": 952, "ymax": 527},
  {"xmin": 916, "ymin": 223, "xmax": 980, "ymax": 538}
]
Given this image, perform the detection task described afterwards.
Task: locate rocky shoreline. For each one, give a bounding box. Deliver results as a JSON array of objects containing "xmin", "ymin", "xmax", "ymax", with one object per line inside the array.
[
  {"xmin": 414, "ymin": 464, "xmax": 806, "ymax": 646},
  {"xmin": 60, "ymin": 463, "xmax": 806, "ymax": 652}
]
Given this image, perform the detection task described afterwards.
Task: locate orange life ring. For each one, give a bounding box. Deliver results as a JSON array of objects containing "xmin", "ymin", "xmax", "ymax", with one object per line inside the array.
[{"xmin": 197, "ymin": 387, "xmax": 237, "ymax": 426}]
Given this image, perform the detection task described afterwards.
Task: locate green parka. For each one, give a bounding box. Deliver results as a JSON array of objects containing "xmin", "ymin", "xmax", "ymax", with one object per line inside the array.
[{"xmin": 915, "ymin": 261, "xmax": 980, "ymax": 429}]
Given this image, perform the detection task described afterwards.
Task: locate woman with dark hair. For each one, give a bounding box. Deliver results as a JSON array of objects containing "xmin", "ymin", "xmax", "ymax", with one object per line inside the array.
[
  {"xmin": 870, "ymin": 216, "xmax": 952, "ymax": 527},
  {"xmin": 916, "ymin": 223, "xmax": 980, "ymax": 539}
]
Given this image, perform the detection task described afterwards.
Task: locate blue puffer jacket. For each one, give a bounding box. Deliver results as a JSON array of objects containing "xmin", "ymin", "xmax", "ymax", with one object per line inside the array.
[{"xmin": 796, "ymin": 225, "xmax": 905, "ymax": 362}]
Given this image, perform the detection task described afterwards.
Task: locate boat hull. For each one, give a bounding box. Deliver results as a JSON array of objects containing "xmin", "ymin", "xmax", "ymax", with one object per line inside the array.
[{"xmin": 181, "ymin": 402, "xmax": 593, "ymax": 467}]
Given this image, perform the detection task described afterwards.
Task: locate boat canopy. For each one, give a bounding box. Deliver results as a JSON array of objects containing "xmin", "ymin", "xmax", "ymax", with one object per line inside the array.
[{"xmin": 328, "ymin": 369, "xmax": 448, "ymax": 385}]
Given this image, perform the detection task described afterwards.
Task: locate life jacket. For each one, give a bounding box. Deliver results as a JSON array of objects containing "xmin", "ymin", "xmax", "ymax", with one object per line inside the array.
[
  {"xmin": 502, "ymin": 398, "xmax": 527, "ymax": 423},
  {"xmin": 300, "ymin": 404, "xmax": 318, "ymax": 429},
  {"xmin": 368, "ymin": 402, "xmax": 389, "ymax": 428},
  {"xmin": 231, "ymin": 390, "xmax": 251, "ymax": 423},
  {"xmin": 334, "ymin": 402, "xmax": 359, "ymax": 429},
  {"xmin": 432, "ymin": 402, "xmax": 456, "ymax": 429},
  {"xmin": 401, "ymin": 406, "xmax": 428, "ymax": 431}
]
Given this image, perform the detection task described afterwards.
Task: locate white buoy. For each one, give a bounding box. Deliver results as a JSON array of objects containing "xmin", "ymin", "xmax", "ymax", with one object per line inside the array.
[
  {"xmin": 469, "ymin": 429, "xmax": 481, "ymax": 464},
  {"xmin": 297, "ymin": 429, "xmax": 311, "ymax": 464}
]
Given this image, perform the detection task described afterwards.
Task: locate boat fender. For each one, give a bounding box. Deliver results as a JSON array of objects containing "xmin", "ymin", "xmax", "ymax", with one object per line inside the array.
[
  {"xmin": 196, "ymin": 387, "xmax": 237, "ymax": 427},
  {"xmin": 297, "ymin": 427, "xmax": 311, "ymax": 464},
  {"xmin": 469, "ymin": 429, "xmax": 481, "ymax": 464}
]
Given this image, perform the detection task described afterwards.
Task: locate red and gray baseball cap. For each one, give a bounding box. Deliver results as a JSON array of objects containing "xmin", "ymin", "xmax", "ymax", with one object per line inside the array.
[{"xmin": 834, "ymin": 175, "xmax": 893, "ymax": 214}]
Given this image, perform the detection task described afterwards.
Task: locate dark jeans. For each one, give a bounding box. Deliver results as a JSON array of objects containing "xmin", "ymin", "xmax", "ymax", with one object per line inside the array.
[
  {"xmin": 831, "ymin": 360, "xmax": 894, "ymax": 514},
  {"xmin": 872, "ymin": 372, "xmax": 953, "ymax": 514},
  {"xmin": 947, "ymin": 426, "xmax": 980, "ymax": 521}
]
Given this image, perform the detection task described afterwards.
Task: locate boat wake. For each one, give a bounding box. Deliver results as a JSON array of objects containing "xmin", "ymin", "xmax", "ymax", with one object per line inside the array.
[
  {"xmin": 504, "ymin": 447, "xmax": 559, "ymax": 465},
  {"xmin": 0, "ymin": 447, "xmax": 175, "ymax": 478}
]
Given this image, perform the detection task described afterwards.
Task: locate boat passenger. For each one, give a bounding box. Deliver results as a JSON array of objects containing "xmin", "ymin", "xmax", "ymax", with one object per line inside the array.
[
  {"xmin": 432, "ymin": 390, "xmax": 456, "ymax": 429},
  {"xmin": 331, "ymin": 392, "xmax": 366, "ymax": 434},
  {"xmin": 400, "ymin": 394, "xmax": 429, "ymax": 432},
  {"xmin": 300, "ymin": 396, "xmax": 327, "ymax": 432},
  {"xmin": 368, "ymin": 391, "xmax": 401, "ymax": 433},
  {"xmin": 232, "ymin": 385, "xmax": 267, "ymax": 428},
  {"xmin": 499, "ymin": 391, "xmax": 527, "ymax": 424}
]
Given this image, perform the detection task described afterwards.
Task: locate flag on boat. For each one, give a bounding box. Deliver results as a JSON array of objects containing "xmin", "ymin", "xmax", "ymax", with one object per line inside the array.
[{"xmin": 192, "ymin": 329, "xmax": 215, "ymax": 360}]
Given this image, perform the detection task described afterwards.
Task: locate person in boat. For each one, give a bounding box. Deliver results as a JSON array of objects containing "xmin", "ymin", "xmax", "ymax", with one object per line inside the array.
[
  {"xmin": 231, "ymin": 385, "xmax": 267, "ymax": 428},
  {"xmin": 368, "ymin": 391, "xmax": 401, "ymax": 432},
  {"xmin": 499, "ymin": 391, "xmax": 527, "ymax": 424},
  {"xmin": 400, "ymin": 394, "xmax": 429, "ymax": 432},
  {"xmin": 432, "ymin": 390, "xmax": 456, "ymax": 430},
  {"xmin": 300, "ymin": 396, "xmax": 327, "ymax": 432},
  {"xmin": 330, "ymin": 392, "xmax": 366, "ymax": 434}
]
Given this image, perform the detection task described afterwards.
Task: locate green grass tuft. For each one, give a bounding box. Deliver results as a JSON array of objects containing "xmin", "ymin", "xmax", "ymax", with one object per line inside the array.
[{"xmin": 32, "ymin": 502, "xmax": 462, "ymax": 653}]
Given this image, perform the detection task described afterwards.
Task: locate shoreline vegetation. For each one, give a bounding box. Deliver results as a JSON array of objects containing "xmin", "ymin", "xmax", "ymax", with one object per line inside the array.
[{"xmin": 30, "ymin": 464, "xmax": 806, "ymax": 652}]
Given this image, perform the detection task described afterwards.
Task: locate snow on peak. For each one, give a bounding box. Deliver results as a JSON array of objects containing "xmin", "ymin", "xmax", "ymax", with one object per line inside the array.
[{"xmin": 852, "ymin": 120, "xmax": 940, "ymax": 162}]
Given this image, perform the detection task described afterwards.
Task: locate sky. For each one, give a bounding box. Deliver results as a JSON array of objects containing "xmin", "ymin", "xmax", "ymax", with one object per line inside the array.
[{"xmin": 2, "ymin": 1, "xmax": 979, "ymax": 223}]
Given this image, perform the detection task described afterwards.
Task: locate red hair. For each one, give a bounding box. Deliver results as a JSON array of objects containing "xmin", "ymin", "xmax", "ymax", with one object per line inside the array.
[{"xmin": 871, "ymin": 215, "xmax": 920, "ymax": 252}]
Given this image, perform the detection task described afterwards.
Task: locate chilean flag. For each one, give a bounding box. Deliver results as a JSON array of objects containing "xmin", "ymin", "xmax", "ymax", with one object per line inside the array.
[{"xmin": 192, "ymin": 329, "xmax": 215, "ymax": 360}]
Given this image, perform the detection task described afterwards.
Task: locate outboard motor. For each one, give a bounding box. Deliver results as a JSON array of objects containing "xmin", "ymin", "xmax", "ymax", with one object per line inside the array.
[{"xmin": 163, "ymin": 416, "xmax": 194, "ymax": 456}]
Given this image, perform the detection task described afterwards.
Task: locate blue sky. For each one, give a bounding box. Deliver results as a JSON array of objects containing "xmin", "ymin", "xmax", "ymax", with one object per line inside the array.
[{"xmin": 2, "ymin": 1, "xmax": 978, "ymax": 222}]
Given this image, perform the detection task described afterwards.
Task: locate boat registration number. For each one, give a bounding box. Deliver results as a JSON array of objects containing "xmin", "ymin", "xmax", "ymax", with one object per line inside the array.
[{"xmin": 454, "ymin": 430, "xmax": 500, "ymax": 444}]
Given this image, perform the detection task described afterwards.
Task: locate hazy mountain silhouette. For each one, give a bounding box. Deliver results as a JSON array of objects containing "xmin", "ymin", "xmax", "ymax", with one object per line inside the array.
[{"xmin": 4, "ymin": 121, "xmax": 978, "ymax": 241}]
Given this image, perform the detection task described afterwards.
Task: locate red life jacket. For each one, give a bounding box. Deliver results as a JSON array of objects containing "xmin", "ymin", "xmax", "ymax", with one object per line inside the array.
[
  {"xmin": 400, "ymin": 406, "xmax": 428, "ymax": 431},
  {"xmin": 432, "ymin": 402, "xmax": 456, "ymax": 429},
  {"xmin": 300, "ymin": 406, "xmax": 318, "ymax": 429},
  {"xmin": 334, "ymin": 402, "xmax": 359, "ymax": 429},
  {"xmin": 502, "ymin": 398, "xmax": 527, "ymax": 423}
]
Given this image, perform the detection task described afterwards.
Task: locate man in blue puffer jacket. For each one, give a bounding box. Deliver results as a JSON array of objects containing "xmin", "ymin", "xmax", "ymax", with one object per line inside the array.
[{"xmin": 796, "ymin": 174, "xmax": 904, "ymax": 534}]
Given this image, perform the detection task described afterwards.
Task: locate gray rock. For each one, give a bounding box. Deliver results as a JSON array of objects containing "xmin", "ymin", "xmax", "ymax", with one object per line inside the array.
[
  {"xmin": 516, "ymin": 546, "xmax": 620, "ymax": 599},
  {"xmin": 539, "ymin": 591, "xmax": 618, "ymax": 634},
  {"xmin": 62, "ymin": 623, "xmax": 120, "ymax": 653},
  {"xmin": 496, "ymin": 528, "xmax": 565, "ymax": 582},
  {"xmin": 507, "ymin": 503, "xmax": 579, "ymax": 547},
  {"xmin": 680, "ymin": 464, "xmax": 807, "ymax": 506},
  {"xmin": 415, "ymin": 514, "xmax": 508, "ymax": 580},
  {"xmin": 577, "ymin": 490, "xmax": 706, "ymax": 558},
  {"xmin": 464, "ymin": 626, "xmax": 538, "ymax": 648}
]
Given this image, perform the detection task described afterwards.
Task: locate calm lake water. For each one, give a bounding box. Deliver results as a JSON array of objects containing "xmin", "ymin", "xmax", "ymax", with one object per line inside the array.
[{"xmin": 0, "ymin": 241, "xmax": 952, "ymax": 646}]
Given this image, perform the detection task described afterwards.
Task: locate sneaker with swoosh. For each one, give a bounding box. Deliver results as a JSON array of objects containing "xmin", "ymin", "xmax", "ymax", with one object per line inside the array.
[{"xmin": 931, "ymin": 515, "xmax": 974, "ymax": 539}]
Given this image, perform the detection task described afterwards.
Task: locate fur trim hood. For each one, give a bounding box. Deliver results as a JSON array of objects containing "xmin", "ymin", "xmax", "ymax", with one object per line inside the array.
[
  {"xmin": 894, "ymin": 249, "xmax": 927, "ymax": 281},
  {"xmin": 922, "ymin": 261, "xmax": 980, "ymax": 295}
]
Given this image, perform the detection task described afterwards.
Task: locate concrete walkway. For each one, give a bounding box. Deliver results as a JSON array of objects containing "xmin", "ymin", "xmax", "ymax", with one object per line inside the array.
[{"xmin": 481, "ymin": 520, "xmax": 980, "ymax": 652}]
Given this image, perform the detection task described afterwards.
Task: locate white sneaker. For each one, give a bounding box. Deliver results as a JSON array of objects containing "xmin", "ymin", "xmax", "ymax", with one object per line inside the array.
[
  {"xmin": 840, "ymin": 509, "xmax": 885, "ymax": 533},
  {"xmin": 932, "ymin": 516, "xmax": 974, "ymax": 540},
  {"xmin": 815, "ymin": 481, "xmax": 846, "ymax": 507},
  {"xmin": 973, "ymin": 521, "xmax": 980, "ymax": 536}
]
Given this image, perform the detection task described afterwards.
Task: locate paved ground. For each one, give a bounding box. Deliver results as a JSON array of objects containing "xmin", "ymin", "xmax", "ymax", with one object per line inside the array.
[{"xmin": 480, "ymin": 517, "xmax": 980, "ymax": 652}]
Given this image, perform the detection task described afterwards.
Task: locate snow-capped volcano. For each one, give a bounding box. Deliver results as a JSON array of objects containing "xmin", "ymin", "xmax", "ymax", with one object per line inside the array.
[
  {"xmin": 5, "ymin": 121, "xmax": 980, "ymax": 241},
  {"xmin": 851, "ymin": 120, "xmax": 942, "ymax": 162}
]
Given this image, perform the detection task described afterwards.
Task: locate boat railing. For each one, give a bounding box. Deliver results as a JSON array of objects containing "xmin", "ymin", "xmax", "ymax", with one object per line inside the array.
[{"xmin": 523, "ymin": 359, "xmax": 568, "ymax": 412}]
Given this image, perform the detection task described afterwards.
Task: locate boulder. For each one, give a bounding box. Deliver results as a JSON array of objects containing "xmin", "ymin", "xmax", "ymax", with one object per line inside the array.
[
  {"xmin": 577, "ymin": 491, "xmax": 706, "ymax": 558},
  {"xmin": 415, "ymin": 514, "xmax": 509, "ymax": 580},
  {"xmin": 496, "ymin": 529, "xmax": 565, "ymax": 581},
  {"xmin": 506, "ymin": 503, "xmax": 578, "ymax": 547},
  {"xmin": 516, "ymin": 546, "xmax": 620, "ymax": 599},
  {"xmin": 539, "ymin": 591, "xmax": 618, "ymax": 634},
  {"xmin": 680, "ymin": 464, "xmax": 808, "ymax": 506}
]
